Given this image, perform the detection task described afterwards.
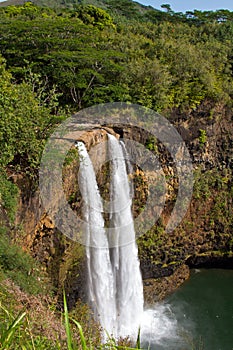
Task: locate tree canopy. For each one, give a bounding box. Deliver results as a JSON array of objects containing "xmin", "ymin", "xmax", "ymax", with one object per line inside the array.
[{"xmin": 0, "ymin": 1, "xmax": 233, "ymax": 182}]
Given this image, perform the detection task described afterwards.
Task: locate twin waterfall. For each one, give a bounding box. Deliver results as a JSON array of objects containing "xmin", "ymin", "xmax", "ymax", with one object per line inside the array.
[{"xmin": 77, "ymin": 134, "xmax": 144, "ymax": 340}]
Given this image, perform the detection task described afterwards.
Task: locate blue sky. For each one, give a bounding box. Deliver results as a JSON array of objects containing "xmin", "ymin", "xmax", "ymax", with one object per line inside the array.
[{"xmin": 138, "ymin": 0, "xmax": 233, "ymax": 12}]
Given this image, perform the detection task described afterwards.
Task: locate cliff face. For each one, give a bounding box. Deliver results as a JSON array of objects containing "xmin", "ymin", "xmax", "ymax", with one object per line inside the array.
[
  {"xmin": 11, "ymin": 104, "xmax": 233, "ymax": 303},
  {"xmin": 138, "ymin": 104, "xmax": 233, "ymax": 292}
]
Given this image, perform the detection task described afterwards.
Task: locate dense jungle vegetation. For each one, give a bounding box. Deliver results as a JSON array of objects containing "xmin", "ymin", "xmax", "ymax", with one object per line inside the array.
[
  {"xmin": 0, "ymin": 1, "xmax": 233, "ymax": 348},
  {"xmin": 1, "ymin": 1, "xmax": 233, "ymax": 182}
]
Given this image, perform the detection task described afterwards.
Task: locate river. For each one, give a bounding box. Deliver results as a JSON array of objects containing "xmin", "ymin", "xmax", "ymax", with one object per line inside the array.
[{"xmin": 141, "ymin": 269, "xmax": 233, "ymax": 350}]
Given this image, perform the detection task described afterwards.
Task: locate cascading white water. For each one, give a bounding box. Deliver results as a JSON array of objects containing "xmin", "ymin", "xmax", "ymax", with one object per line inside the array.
[
  {"xmin": 108, "ymin": 134, "xmax": 144, "ymax": 339},
  {"xmin": 77, "ymin": 142, "xmax": 117, "ymax": 336},
  {"xmin": 77, "ymin": 136, "xmax": 182, "ymax": 347},
  {"xmin": 77, "ymin": 135, "xmax": 143, "ymax": 340}
]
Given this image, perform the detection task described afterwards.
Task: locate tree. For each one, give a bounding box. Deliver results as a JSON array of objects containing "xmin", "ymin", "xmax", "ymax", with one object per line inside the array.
[
  {"xmin": 0, "ymin": 55, "xmax": 64, "ymax": 172},
  {"xmin": 73, "ymin": 5, "xmax": 115, "ymax": 29},
  {"xmin": 161, "ymin": 3, "xmax": 174, "ymax": 14}
]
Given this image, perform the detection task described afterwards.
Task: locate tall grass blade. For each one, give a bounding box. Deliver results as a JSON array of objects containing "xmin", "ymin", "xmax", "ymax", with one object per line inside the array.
[
  {"xmin": 63, "ymin": 290, "xmax": 73, "ymax": 350},
  {"xmin": 0, "ymin": 303, "xmax": 11, "ymax": 319},
  {"xmin": 136, "ymin": 327, "xmax": 141, "ymax": 349},
  {"xmin": 0, "ymin": 311, "xmax": 26, "ymax": 348},
  {"xmin": 71, "ymin": 318, "xmax": 87, "ymax": 350}
]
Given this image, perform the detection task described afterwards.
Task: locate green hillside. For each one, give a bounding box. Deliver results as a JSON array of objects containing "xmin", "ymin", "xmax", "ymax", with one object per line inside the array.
[
  {"xmin": 0, "ymin": 0, "xmax": 153, "ymax": 16},
  {"xmin": 1, "ymin": 0, "xmax": 233, "ymax": 23},
  {"xmin": 0, "ymin": 0, "xmax": 169, "ymax": 25}
]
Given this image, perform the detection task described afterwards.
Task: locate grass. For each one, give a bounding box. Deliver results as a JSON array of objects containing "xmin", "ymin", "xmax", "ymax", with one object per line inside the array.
[
  {"xmin": 0, "ymin": 298, "xmax": 59, "ymax": 349},
  {"xmin": 0, "ymin": 289, "xmax": 206, "ymax": 350},
  {"xmin": 0, "ymin": 306, "xmax": 26, "ymax": 349},
  {"xmin": 0, "ymin": 232, "xmax": 46, "ymax": 295},
  {"xmin": 0, "ymin": 287, "xmax": 144, "ymax": 350},
  {"xmin": 0, "ymin": 283, "xmax": 204, "ymax": 350},
  {"xmin": 63, "ymin": 291, "xmax": 143, "ymax": 349},
  {"xmin": 0, "ymin": 276, "xmax": 66, "ymax": 349}
]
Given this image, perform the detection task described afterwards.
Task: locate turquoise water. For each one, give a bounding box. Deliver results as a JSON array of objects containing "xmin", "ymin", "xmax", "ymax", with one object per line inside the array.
[{"xmin": 142, "ymin": 269, "xmax": 233, "ymax": 350}]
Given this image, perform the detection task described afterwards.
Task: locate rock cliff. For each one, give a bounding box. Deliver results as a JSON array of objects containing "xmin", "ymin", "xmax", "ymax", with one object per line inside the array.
[{"xmin": 10, "ymin": 103, "xmax": 233, "ymax": 304}]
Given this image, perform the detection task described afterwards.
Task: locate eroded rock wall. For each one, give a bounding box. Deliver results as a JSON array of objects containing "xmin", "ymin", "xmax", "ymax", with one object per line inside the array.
[{"xmin": 11, "ymin": 105, "xmax": 233, "ymax": 303}]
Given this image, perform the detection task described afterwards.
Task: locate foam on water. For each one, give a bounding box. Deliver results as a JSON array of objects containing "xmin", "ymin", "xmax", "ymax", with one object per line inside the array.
[{"xmin": 141, "ymin": 304, "xmax": 179, "ymax": 348}]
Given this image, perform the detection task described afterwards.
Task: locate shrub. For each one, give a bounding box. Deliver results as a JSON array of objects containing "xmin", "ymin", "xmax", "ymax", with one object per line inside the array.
[{"xmin": 0, "ymin": 234, "xmax": 43, "ymax": 295}]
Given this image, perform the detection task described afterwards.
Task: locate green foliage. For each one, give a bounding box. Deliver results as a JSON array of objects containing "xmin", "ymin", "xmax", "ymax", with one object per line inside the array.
[
  {"xmin": 63, "ymin": 291, "xmax": 73, "ymax": 350},
  {"xmin": 0, "ymin": 292, "xmax": 144, "ymax": 349},
  {"xmin": 0, "ymin": 301, "xmax": 60, "ymax": 349},
  {"xmin": 0, "ymin": 170, "xmax": 18, "ymax": 222},
  {"xmin": 0, "ymin": 3, "xmax": 232, "ymax": 348},
  {"xmin": 193, "ymin": 168, "xmax": 233, "ymax": 242},
  {"xmin": 106, "ymin": 0, "xmax": 142, "ymax": 20},
  {"xmin": 0, "ymin": 2, "xmax": 56, "ymax": 19},
  {"xmin": 145, "ymin": 136, "xmax": 158, "ymax": 152},
  {"xmin": 0, "ymin": 233, "xmax": 44, "ymax": 294},
  {"xmin": 0, "ymin": 309, "xmax": 26, "ymax": 350},
  {"xmin": 1, "ymin": 4, "xmax": 233, "ymax": 114},
  {"xmin": 198, "ymin": 129, "xmax": 207, "ymax": 146},
  {"xmin": 2, "ymin": 0, "xmax": 233, "ymax": 26},
  {"xmin": 72, "ymin": 320, "xmax": 88, "ymax": 349},
  {"xmin": 193, "ymin": 168, "xmax": 227, "ymax": 200},
  {"xmin": 73, "ymin": 5, "xmax": 115, "ymax": 29},
  {"xmin": 0, "ymin": 54, "xmax": 66, "ymax": 177},
  {"xmin": 64, "ymin": 148, "xmax": 79, "ymax": 166}
]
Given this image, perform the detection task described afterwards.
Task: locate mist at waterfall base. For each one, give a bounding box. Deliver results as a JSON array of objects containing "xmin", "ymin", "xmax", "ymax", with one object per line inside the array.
[{"xmin": 76, "ymin": 137, "xmax": 233, "ymax": 349}]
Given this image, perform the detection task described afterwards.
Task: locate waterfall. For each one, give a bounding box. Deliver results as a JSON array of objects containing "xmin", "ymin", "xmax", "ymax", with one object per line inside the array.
[
  {"xmin": 77, "ymin": 135, "xmax": 143, "ymax": 340},
  {"xmin": 77, "ymin": 142, "xmax": 117, "ymax": 336},
  {"xmin": 108, "ymin": 134, "xmax": 144, "ymax": 338}
]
